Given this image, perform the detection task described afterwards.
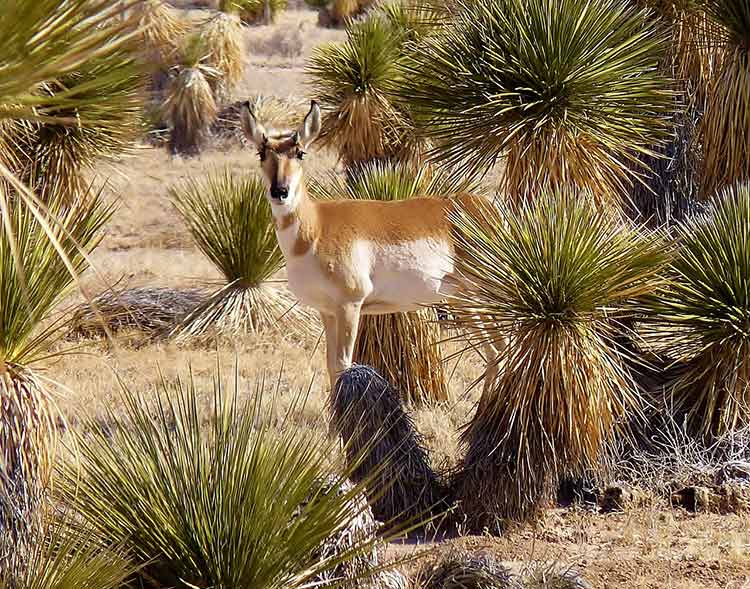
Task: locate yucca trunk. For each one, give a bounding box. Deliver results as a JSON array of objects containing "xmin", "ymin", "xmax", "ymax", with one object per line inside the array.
[
  {"xmin": 0, "ymin": 368, "xmax": 55, "ymax": 553},
  {"xmin": 353, "ymin": 310, "xmax": 448, "ymax": 405}
]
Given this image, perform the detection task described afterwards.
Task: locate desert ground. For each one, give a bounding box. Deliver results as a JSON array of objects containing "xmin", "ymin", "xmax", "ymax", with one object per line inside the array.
[{"xmin": 45, "ymin": 4, "xmax": 750, "ymax": 587}]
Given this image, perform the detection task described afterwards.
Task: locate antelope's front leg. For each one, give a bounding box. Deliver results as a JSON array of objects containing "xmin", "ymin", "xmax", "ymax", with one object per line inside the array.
[
  {"xmin": 320, "ymin": 312, "xmax": 338, "ymax": 391},
  {"xmin": 333, "ymin": 302, "xmax": 362, "ymax": 384}
]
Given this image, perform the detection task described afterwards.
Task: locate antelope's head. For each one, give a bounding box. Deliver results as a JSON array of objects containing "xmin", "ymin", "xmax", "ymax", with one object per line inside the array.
[{"xmin": 241, "ymin": 100, "xmax": 321, "ymax": 212}]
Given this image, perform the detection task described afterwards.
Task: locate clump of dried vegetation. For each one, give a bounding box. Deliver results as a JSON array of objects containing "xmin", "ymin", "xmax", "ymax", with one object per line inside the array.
[{"xmin": 69, "ymin": 286, "xmax": 207, "ymax": 339}]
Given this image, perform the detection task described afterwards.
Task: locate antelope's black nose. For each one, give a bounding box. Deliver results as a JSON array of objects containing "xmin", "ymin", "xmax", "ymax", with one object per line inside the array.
[{"xmin": 271, "ymin": 186, "xmax": 289, "ymax": 201}]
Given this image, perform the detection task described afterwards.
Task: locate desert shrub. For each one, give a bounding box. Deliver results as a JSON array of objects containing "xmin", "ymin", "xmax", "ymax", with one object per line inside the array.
[
  {"xmin": 448, "ymin": 190, "xmax": 665, "ymax": 529},
  {"xmin": 4, "ymin": 55, "xmax": 144, "ymax": 203},
  {"xmin": 69, "ymin": 286, "xmax": 206, "ymax": 339},
  {"xmin": 0, "ymin": 505, "xmax": 136, "ymax": 589},
  {"xmin": 162, "ymin": 36, "xmax": 219, "ymax": 156},
  {"xmin": 0, "ymin": 190, "xmax": 112, "ymax": 547},
  {"xmin": 644, "ymin": 182, "xmax": 750, "ymax": 438},
  {"xmin": 307, "ymin": 7, "xmax": 424, "ymax": 168},
  {"xmin": 199, "ymin": 12, "xmax": 245, "ymax": 102},
  {"xmin": 415, "ymin": 551, "xmax": 517, "ymax": 589},
  {"xmin": 699, "ymin": 0, "xmax": 750, "ymax": 196},
  {"xmin": 59, "ymin": 367, "xmax": 398, "ymax": 589},
  {"xmin": 169, "ymin": 168, "xmax": 314, "ymax": 340},
  {"xmin": 398, "ymin": 0, "xmax": 674, "ymax": 203},
  {"xmin": 225, "ymin": 0, "xmax": 288, "ymax": 24}
]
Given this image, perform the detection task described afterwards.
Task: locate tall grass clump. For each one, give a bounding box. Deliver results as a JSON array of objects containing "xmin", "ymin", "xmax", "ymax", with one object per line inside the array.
[
  {"xmin": 645, "ymin": 182, "xmax": 750, "ymax": 438},
  {"xmin": 699, "ymin": 0, "xmax": 750, "ymax": 197},
  {"xmin": 169, "ymin": 169, "xmax": 313, "ymax": 340},
  {"xmin": 312, "ymin": 160, "xmax": 482, "ymax": 403},
  {"xmin": 399, "ymin": 0, "xmax": 674, "ymax": 203},
  {"xmin": 199, "ymin": 12, "xmax": 244, "ymax": 102},
  {"xmin": 0, "ymin": 190, "xmax": 112, "ymax": 546},
  {"xmin": 448, "ymin": 192, "xmax": 665, "ymax": 530},
  {"xmin": 307, "ymin": 9, "xmax": 423, "ymax": 169},
  {"xmin": 59, "ymin": 368, "xmax": 396, "ymax": 589}
]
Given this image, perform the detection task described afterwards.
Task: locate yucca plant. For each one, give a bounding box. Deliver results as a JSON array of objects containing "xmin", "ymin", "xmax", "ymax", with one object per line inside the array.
[
  {"xmin": 224, "ymin": 0, "xmax": 288, "ymax": 24},
  {"xmin": 448, "ymin": 191, "xmax": 664, "ymax": 529},
  {"xmin": 699, "ymin": 0, "xmax": 750, "ymax": 197},
  {"xmin": 307, "ymin": 9, "xmax": 421, "ymax": 168},
  {"xmin": 199, "ymin": 12, "xmax": 245, "ymax": 103},
  {"xmin": 0, "ymin": 505, "xmax": 136, "ymax": 589},
  {"xmin": 0, "ymin": 190, "xmax": 112, "ymax": 543},
  {"xmin": 163, "ymin": 35, "xmax": 219, "ymax": 156},
  {"xmin": 5, "ymin": 55, "xmax": 144, "ymax": 203},
  {"xmin": 398, "ymin": 0, "xmax": 674, "ymax": 203},
  {"xmin": 169, "ymin": 169, "xmax": 313, "ymax": 340},
  {"xmin": 312, "ymin": 160, "xmax": 482, "ymax": 404},
  {"xmin": 0, "ymin": 0, "xmax": 144, "ymax": 302},
  {"xmin": 644, "ymin": 183, "xmax": 750, "ymax": 438},
  {"xmin": 58, "ymin": 367, "xmax": 402, "ymax": 589}
]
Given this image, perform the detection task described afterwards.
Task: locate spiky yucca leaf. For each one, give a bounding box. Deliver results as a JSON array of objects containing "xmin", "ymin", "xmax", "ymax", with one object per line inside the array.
[
  {"xmin": 0, "ymin": 190, "xmax": 112, "ymax": 546},
  {"xmin": 199, "ymin": 12, "xmax": 244, "ymax": 102},
  {"xmin": 311, "ymin": 160, "xmax": 475, "ymax": 403},
  {"xmin": 645, "ymin": 183, "xmax": 750, "ymax": 438},
  {"xmin": 0, "ymin": 0, "xmax": 140, "ymax": 121},
  {"xmin": 58, "ymin": 367, "xmax": 401, "ymax": 589},
  {"xmin": 399, "ymin": 0, "xmax": 674, "ymax": 202},
  {"xmin": 6, "ymin": 54, "xmax": 144, "ymax": 202},
  {"xmin": 169, "ymin": 169, "xmax": 312, "ymax": 339},
  {"xmin": 0, "ymin": 507, "xmax": 137, "ymax": 589},
  {"xmin": 449, "ymin": 191, "xmax": 664, "ymax": 528},
  {"xmin": 699, "ymin": 0, "xmax": 750, "ymax": 197},
  {"xmin": 307, "ymin": 12, "xmax": 419, "ymax": 167},
  {"xmin": 0, "ymin": 0, "xmax": 143, "ymax": 323}
]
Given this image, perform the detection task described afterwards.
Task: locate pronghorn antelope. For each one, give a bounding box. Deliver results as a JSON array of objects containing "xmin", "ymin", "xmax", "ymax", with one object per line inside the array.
[{"xmin": 241, "ymin": 100, "xmax": 501, "ymax": 393}]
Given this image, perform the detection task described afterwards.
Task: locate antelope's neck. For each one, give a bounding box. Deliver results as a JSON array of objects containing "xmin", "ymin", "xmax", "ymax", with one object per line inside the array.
[{"xmin": 272, "ymin": 184, "xmax": 316, "ymax": 260}]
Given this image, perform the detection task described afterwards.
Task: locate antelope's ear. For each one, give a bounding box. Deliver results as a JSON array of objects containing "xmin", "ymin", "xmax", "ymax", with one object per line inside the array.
[
  {"xmin": 297, "ymin": 100, "xmax": 321, "ymax": 148},
  {"xmin": 241, "ymin": 101, "xmax": 267, "ymax": 147}
]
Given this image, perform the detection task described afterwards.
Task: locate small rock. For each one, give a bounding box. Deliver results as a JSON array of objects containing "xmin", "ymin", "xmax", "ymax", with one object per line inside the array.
[
  {"xmin": 671, "ymin": 486, "xmax": 720, "ymax": 512},
  {"xmin": 600, "ymin": 483, "xmax": 646, "ymax": 512}
]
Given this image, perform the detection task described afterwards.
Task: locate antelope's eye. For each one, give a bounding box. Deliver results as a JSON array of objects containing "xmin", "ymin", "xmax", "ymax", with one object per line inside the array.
[{"xmin": 296, "ymin": 149, "xmax": 305, "ymax": 160}]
